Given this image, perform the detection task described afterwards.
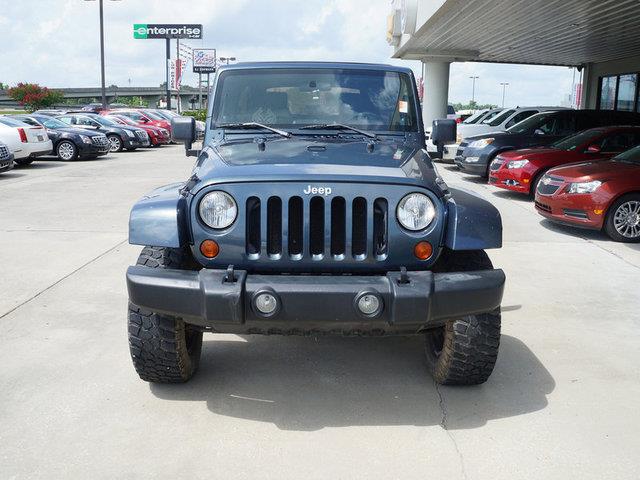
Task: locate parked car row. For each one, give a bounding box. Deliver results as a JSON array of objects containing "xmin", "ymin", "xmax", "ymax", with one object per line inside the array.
[
  {"xmin": 439, "ymin": 109, "xmax": 640, "ymax": 243},
  {"xmin": 0, "ymin": 107, "xmax": 187, "ymax": 172}
]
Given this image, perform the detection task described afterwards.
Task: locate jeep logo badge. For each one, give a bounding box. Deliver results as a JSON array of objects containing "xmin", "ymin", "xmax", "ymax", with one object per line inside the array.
[{"xmin": 303, "ymin": 185, "xmax": 332, "ymax": 196}]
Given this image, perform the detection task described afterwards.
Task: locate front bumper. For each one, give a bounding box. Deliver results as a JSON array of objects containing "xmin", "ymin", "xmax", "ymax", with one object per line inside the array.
[
  {"xmin": 78, "ymin": 143, "xmax": 110, "ymax": 157},
  {"xmin": 454, "ymin": 146, "xmax": 492, "ymax": 175},
  {"xmin": 535, "ymin": 192, "xmax": 605, "ymax": 230},
  {"xmin": 489, "ymin": 162, "xmax": 533, "ymax": 194},
  {"xmin": 0, "ymin": 155, "xmax": 14, "ymax": 173},
  {"xmin": 126, "ymin": 266, "xmax": 506, "ymax": 334}
]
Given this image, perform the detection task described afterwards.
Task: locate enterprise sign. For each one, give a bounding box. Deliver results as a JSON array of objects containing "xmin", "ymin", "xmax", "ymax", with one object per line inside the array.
[{"xmin": 133, "ymin": 24, "xmax": 203, "ymax": 39}]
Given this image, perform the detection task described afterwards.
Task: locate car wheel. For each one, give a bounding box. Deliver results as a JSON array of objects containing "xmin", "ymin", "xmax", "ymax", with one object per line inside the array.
[
  {"xmin": 57, "ymin": 140, "xmax": 78, "ymax": 161},
  {"xmin": 529, "ymin": 170, "xmax": 546, "ymax": 198},
  {"xmin": 604, "ymin": 194, "xmax": 640, "ymax": 243},
  {"xmin": 424, "ymin": 249, "xmax": 501, "ymax": 385},
  {"xmin": 128, "ymin": 246, "xmax": 203, "ymax": 383},
  {"xmin": 107, "ymin": 134, "xmax": 123, "ymax": 152}
]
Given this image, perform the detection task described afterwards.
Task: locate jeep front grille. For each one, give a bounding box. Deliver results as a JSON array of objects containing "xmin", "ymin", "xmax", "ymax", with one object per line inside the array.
[{"xmin": 245, "ymin": 195, "xmax": 389, "ymax": 261}]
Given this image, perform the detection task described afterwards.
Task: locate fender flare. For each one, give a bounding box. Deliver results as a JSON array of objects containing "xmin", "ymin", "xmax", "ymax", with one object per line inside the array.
[
  {"xmin": 444, "ymin": 187, "xmax": 502, "ymax": 250},
  {"xmin": 129, "ymin": 183, "xmax": 189, "ymax": 248}
]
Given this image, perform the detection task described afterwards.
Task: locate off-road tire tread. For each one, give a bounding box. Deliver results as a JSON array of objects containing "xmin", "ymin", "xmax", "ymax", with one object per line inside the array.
[
  {"xmin": 128, "ymin": 246, "xmax": 202, "ymax": 383},
  {"xmin": 426, "ymin": 249, "xmax": 501, "ymax": 385}
]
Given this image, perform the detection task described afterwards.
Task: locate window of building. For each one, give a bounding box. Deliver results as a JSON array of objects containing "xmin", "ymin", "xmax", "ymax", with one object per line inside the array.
[
  {"xmin": 599, "ymin": 76, "xmax": 617, "ymax": 110},
  {"xmin": 617, "ymin": 74, "xmax": 637, "ymax": 111},
  {"xmin": 598, "ymin": 72, "xmax": 640, "ymax": 113}
]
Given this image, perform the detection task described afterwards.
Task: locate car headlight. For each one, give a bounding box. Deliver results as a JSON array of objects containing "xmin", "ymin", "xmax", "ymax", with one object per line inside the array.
[
  {"xmin": 397, "ymin": 193, "xmax": 436, "ymax": 231},
  {"xmin": 469, "ymin": 138, "xmax": 494, "ymax": 148},
  {"xmin": 80, "ymin": 135, "xmax": 92, "ymax": 144},
  {"xmin": 161, "ymin": 128, "xmax": 169, "ymax": 135},
  {"xmin": 199, "ymin": 191, "xmax": 238, "ymax": 229},
  {"xmin": 507, "ymin": 159, "xmax": 529, "ymax": 169},
  {"xmin": 567, "ymin": 180, "xmax": 601, "ymax": 194},
  {"xmin": 125, "ymin": 130, "xmax": 135, "ymax": 138}
]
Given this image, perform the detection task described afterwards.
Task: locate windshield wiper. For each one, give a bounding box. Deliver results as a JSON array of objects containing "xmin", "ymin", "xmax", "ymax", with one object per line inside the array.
[
  {"xmin": 299, "ymin": 123, "xmax": 377, "ymax": 139},
  {"xmin": 218, "ymin": 122, "xmax": 291, "ymax": 138}
]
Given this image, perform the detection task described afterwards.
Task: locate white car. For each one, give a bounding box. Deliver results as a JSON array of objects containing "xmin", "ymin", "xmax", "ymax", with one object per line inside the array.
[{"xmin": 0, "ymin": 116, "xmax": 53, "ymax": 165}]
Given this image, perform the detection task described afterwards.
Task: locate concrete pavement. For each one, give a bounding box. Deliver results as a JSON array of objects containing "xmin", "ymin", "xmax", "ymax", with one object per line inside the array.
[{"xmin": 1, "ymin": 147, "xmax": 639, "ymax": 479}]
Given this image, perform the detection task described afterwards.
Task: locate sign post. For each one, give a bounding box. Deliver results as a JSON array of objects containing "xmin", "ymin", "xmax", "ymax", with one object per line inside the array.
[
  {"xmin": 193, "ymin": 49, "xmax": 216, "ymax": 111},
  {"xmin": 133, "ymin": 23, "xmax": 203, "ymax": 110}
]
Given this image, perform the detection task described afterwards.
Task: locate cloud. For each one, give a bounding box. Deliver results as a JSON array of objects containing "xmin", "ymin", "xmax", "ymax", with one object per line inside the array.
[{"xmin": 0, "ymin": 0, "xmax": 575, "ymax": 107}]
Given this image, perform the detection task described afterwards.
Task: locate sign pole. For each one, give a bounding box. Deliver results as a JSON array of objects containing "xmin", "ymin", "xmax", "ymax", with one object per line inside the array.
[
  {"xmin": 198, "ymin": 73, "xmax": 202, "ymax": 110},
  {"xmin": 165, "ymin": 38, "xmax": 171, "ymax": 110},
  {"xmin": 176, "ymin": 38, "xmax": 180, "ymax": 113}
]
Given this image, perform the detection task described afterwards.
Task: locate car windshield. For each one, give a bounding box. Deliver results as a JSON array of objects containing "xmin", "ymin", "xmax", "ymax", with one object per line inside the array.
[
  {"xmin": 38, "ymin": 117, "xmax": 68, "ymax": 129},
  {"xmin": 506, "ymin": 112, "xmax": 557, "ymax": 134},
  {"xmin": 142, "ymin": 110, "xmax": 163, "ymax": 120},
  {"xmin": 551, "ymin": 129, "xmax": 606, "ymax": 151},
  {"xmin": 119, "ymin": 111, "xmax": 144, "ymax": 121},
  {"xmin": 485, "ymin": 109, "xmax": 514, "ymax": 126},
  {"xmin": 462, "ymin": 110, "xmax": 487, "ymax": 124},
  {"xmin": 90, "ymin": 116, "xmax": 117, "ymax": 126},
  {"xmin": 212, "ymin": 68, "xmax": 419, "ymax": 132},
  {"xmin": 613, "ymin": 144, "xmax": 640, "ymax": 164}
]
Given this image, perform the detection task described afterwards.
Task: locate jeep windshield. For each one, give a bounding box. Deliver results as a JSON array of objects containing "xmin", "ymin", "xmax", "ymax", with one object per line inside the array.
[{"xmin": 212, "ymin": 68, "xmax": 419, "ymax": 133}]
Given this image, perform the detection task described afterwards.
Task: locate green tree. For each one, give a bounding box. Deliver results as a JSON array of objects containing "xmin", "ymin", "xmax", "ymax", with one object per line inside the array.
[{"xmin": 7, "ymin": 83, "xmax": 64, "ymax": 112}]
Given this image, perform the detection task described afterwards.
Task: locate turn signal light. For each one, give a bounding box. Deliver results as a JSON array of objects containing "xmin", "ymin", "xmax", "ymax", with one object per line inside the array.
[
  {"xmin": 200, "ymin": 240, "xmax": 219, "ymax": 258},
  {"xmin": 414, "ymin": 241, "xmax": 433, "ymax": 260}
]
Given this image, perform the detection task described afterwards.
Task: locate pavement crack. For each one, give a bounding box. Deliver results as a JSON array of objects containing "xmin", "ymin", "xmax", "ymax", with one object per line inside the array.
[
  {"xmin": 435, "ymin": 381, "xmax": 468, "ymax": 480},
  {"xmin": 0, "ymin": 239, "xmax": 127, "ymax": 320}
]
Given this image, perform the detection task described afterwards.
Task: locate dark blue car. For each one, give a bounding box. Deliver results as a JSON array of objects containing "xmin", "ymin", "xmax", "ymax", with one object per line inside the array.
[{"xmin": 125, "ymin": 62, "xmax": 506, "ymax": 386}]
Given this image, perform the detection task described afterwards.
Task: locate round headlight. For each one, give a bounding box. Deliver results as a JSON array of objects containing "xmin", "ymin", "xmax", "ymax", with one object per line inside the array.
[
  {"xmin": 199, "ymin": 191, "xmax": 237, "ymax": 229},
  {"xmin": 397, "ymin": 193, "xmax": 436, "ymax": 231}
]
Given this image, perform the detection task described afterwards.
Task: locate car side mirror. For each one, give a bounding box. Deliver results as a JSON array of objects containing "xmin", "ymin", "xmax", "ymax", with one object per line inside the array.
[
  {"xmin": 431, "ymin": 119, "xmax": 456, "ymax": 146},
  {"xmin": 172, "ymin": 116, "xmax": 198, "ymax": 156},
  {"xmin": 586, "ymin": 144, "xmax": 601, "ymax": 153}
]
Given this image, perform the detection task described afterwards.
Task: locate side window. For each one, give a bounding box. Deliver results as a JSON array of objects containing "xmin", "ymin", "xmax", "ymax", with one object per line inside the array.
[
  {"xmin": 77, "ymin": 116, "xmax": 94, "ymax": 126},
  {"xmin": 600, "ymin": 132, "xmax": 640, "ymax": 152},
  {"xmin": 58, "ymin": 116, "xmax": 73, "ymax": 125},
  {"xmin": 551, "ymin": 114, "xmax": 576, "ymax": 135},
  {"xmin": 505, "ymin": 110, "xmax": 536, "ymax": 129},
  {"xmin": 20, "ymin": 118, "xmax": 39, "ymax": 126}
]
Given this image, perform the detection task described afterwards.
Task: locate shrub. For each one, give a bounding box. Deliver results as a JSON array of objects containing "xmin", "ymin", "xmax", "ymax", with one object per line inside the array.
[
  {"xmin": 182, "ymin": 110, "xmax": 207, "ymax": 122},
  {"xmin": 7, "ymin": 83, "xmax": 64, "ymax": 112}
]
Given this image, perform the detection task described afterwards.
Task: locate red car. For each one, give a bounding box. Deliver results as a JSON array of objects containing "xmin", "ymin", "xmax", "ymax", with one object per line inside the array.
[
  {"xmin": 106, "ymin": 114, "xmax": 170, "ymax": 146},
  {"xmin": 103, "ymin": 109, "xmax": 172, "ymax": 134},
  {"xmin": 535, "ymin": 145, "xmax": 640, "ymax": 242},
  {"xmin": 489, "ymin": 126, "xmax": 640, "ymax": 197}
]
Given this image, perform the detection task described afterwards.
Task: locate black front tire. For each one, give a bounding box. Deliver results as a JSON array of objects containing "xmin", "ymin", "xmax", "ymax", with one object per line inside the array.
[
  {"xmin": 107, "ymin": 134, "xmax": 123, "ymax": 152},
  {"xmin": 425, "ymin": 250, "xmax": 501, "ymax": 385},
  {"xmin": 128, "ymin": 246, "xmax": 203, "ymax": 383},
  {"xmin": 56, "ymin": 140, "xmax": 78, "ymax": 161},
  {"xmin": 604, "ymin": 194, "xmax": 640, "ymax": 243}
]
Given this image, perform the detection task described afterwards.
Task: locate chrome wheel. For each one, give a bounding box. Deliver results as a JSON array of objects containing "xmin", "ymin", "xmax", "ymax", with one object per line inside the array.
[
  {"xmin": 613, "ymin": 200, "xmax": 640, "ymax": 239},
  {"xmin": 57, "ymin": 141, "xmax": 76, "ymax": 161},
  {"xmin": 108, "ymin": 135, "xmax": 122, "ymax": 152}
]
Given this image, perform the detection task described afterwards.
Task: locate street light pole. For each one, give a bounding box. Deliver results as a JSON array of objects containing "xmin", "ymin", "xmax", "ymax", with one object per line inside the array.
[
  {"xmin": 500, "ymin": 82, "xmax": 509, "ymax": 107},
  {"xmin": 469, "ymin": 76, "xmax": 479, "ymax": 103},
  {"xmin": 98, "ymin": 0, "xmax": 106, "ymax": 108}
]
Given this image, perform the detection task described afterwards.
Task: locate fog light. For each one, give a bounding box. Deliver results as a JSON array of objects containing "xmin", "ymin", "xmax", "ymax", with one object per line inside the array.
[
  {"xmin": 200, "ymin": 240, "xmax": 219, "ymax": 258},
  {"xmin": 357, "ymin": 293, "xmax": 382, "ymax": 316},
  {"xmin": 255, "ymin": 292, "xmax": 278, "ymax": 316},
  {"xmin": 414, "ymin": 241, "xmax": 433, "ymax": 260}
]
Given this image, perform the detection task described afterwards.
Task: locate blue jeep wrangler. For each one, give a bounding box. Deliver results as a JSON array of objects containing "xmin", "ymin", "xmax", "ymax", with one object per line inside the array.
[{"xmin": 126, "ymin": 62, "xmax": 505, "ymax": 385}]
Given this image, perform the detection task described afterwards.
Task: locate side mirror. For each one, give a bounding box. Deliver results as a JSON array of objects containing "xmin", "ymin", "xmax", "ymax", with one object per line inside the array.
[
  {"xmin": 172, "ymin": 116, "xmax": 197, "ymax": 156},
  {"xmin": 586, "ymin": 144, "xmax": 601, "ymax": 153},
  {"xmin": 431, "ymin": 119, "xmax": 456, "ymax": 146}
]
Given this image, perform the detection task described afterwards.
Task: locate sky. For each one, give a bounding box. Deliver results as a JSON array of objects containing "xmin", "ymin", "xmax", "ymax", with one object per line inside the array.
[{"xmin": 0, "ymin": 0, "xmax": 577, "ymax": 107}]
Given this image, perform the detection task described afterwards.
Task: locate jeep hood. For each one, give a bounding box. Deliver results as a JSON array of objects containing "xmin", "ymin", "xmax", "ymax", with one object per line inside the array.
[{"xmin": 192, "ymin": 137, "xmax": 441, "ymax": 193}]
